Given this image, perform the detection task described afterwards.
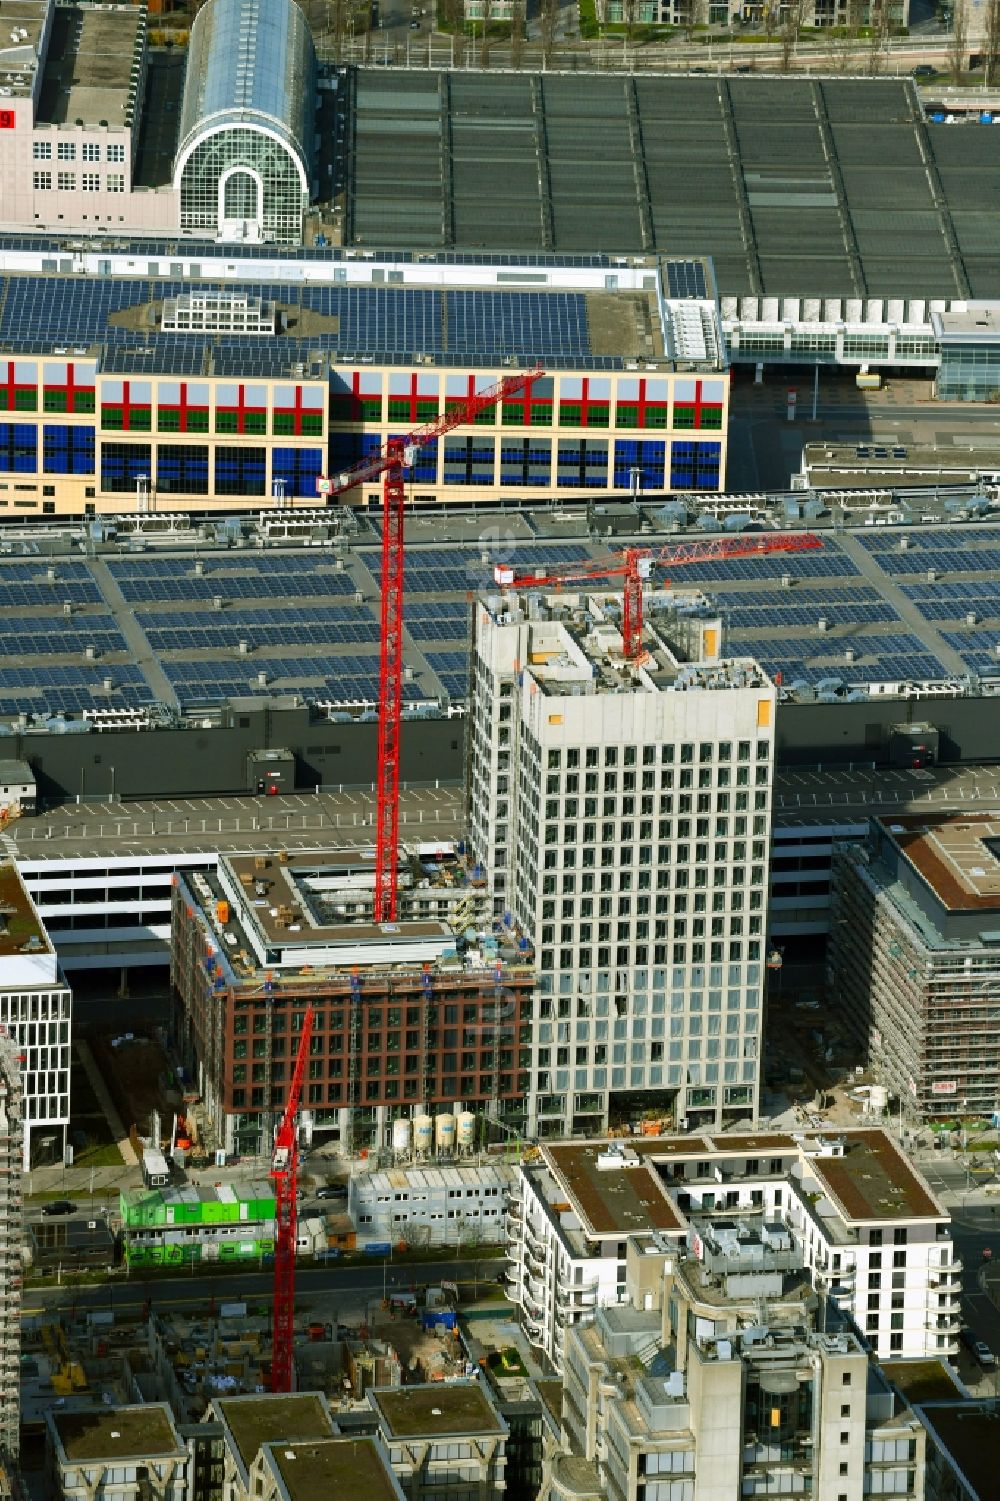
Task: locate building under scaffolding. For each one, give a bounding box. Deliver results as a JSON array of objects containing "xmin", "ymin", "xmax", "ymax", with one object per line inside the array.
[{"xmin": 830, "ymin": 811, "xmax": 1000, "ymax": 1118}]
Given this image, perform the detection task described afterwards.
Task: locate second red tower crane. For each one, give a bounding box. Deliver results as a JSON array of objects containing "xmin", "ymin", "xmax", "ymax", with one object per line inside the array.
[{"xmin": 325, "ymin": 367, "xmax": 545, "ymax": 923}]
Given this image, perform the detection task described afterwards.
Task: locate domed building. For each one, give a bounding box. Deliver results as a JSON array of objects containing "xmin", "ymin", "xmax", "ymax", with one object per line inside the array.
[{"xmin": 173, "ymin": 0, "xmax": 315, "ymax": 243}]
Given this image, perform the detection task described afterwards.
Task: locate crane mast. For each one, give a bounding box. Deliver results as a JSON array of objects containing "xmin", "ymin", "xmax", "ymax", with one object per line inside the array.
[
  {"xmin": 495, "ymin": 532, "xmax": 823, "ymax": 660},
  {"xmin": 270, "ymin": 1002, "xmax": 315, "ymax": 1393},
  {"xmin": 326, "ymin": 367, "xmax": 545, "ymax": 922}
]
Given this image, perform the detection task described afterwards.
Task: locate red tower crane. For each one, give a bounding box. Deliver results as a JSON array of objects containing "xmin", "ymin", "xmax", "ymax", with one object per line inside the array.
[
  {"xmin": 270, "ymin": 1002, "xmax": 315, "ymax": 1393},
  {"xmin": 494, "ymin": 532, "xmax": 823, "ymax": 660},
  {"xmin": 324, "ymin": 367, "xmax": 545, "ymax": 924}
]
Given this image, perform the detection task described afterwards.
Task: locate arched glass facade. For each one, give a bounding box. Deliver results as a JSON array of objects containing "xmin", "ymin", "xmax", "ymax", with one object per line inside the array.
[{"xmin": 173, "ymin": 0, "xmax": 315, "ymax": 243}]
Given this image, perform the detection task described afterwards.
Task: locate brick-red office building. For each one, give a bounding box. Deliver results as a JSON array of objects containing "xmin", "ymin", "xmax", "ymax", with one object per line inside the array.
[{"xmin": 170, "ymin": 849, "xmax": 535, "ymax": 1156}]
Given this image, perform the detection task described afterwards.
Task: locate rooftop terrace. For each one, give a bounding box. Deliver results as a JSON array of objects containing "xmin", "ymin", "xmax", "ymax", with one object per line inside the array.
[
  {"xmin": 0, "ymin": 861, "xmax": 49, "ymax": 957},
  {"xmin": 53, "ymin": 1405, "xmax": 181, "ymax": 1461},
  {"xmin": 543, "ymin": 1143, "xmax": 684, "ymax": 1238},
  {"xmin": 372, "ymin": 1381, "xmax": 503, "ymax": 1439},
  {"xmin": 804, "ymin": 1131, "xmax": 942, "ymax": 1223},
  {"xmin": 264, "ymin": 1438, "xmax": 400, "ymax": 1501},
  {"xmin": 214, "ymin": 1393, "xmax": 334, "ymax": 1472}
]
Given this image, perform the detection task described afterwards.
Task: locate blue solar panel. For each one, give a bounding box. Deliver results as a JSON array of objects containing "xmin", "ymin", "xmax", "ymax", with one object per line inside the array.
[
  {"xmin": 108, "ymin": 556, "xmax": 359, "ymax": 605},
  {"xmin": 665, "ymin": 262, "xmax": 708, "ymax": 299}
]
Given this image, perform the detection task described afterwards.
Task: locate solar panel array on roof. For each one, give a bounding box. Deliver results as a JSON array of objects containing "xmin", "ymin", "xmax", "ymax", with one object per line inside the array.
[
  {"xmin": 107, "ymin": 554, "xmax": 359, "ymax": 605},
  {"xmin": 0, "ymin": 614, "xmax": 129, "ymax": 657},
  {"xmin": 0, "ymin": 663, "xmax": 154, "ymax": 714},
  {"xmin": 139, "ymin": 604, "xmax": 378, "ymax": 652}
]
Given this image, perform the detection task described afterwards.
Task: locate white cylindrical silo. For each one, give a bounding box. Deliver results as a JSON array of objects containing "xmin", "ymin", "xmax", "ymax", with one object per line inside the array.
[
  {"xmin": 392, "ymin": 1117, "xmax": 412, "ymax": 1157},
  {"xmin": 414, "ymin": 1114, "xmax": 434, "ymax": 1156},
  {"xmin": 435, "ymin": 1112, "xmax": 456, "ymax": 1153},
  {"xmin": 457, "ymin": 1111, "xmax": 476, "ymax": 1152}
]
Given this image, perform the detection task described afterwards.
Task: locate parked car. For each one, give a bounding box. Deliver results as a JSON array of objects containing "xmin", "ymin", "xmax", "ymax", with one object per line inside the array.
[
  {"xmin": 961, "ymin": 1327, "xmax": 997, "ymax": 1368},
  {"xmin": 317, "ymin": 1184, "xmax": 348, "ymax": 1200},
  {"xmin": 912, "ymin": 64, "xmax": 937, "ymax": 78},
  {"xmin": 42, "ymin": 1200, "xmax": 77, "ymax": 1217}
]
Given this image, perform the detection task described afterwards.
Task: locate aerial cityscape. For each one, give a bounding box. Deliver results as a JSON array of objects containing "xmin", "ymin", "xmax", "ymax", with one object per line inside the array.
[{"xmin": 0, "ymin": 0, "xmax": 999, "ymax": 1495}]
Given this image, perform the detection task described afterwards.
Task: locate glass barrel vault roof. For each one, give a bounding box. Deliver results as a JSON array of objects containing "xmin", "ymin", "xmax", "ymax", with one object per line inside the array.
[{"xmin": 175, "ymin": 0, "xmax": 315, "ymax": 175}]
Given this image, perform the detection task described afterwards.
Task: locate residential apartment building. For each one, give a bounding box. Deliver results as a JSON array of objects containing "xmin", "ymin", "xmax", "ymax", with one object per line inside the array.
[
  {"xmin": 507, "ymin": 1129, "xmax": 959, "ymax": 1371},
  {"xmin": 369, "ymin": 1383, "xmax": 508, "ymax": 1501},
  {"xmin": 469, "ymin": 584, "xmax": 775, "ymax": 1136},
  {"xmin": 46, "ymin": 1405, "xmax": 189, "ymax": 1501},
  {"xmin": 0, "ymin": 1030, "xmax": 23, "ymax": 1475},
  {"xmin": 207, "ymin": 1393, "xmax": 337, "ymax": 1499},
  {"xmin": 829, "ymin": 812, "xmax": 1000, "ymax": 1119},
  {"xmin": 208, "ymin": 1384, "xmax": 506, "ymax": 1501},
  {"xmin": 250, "ymin": 1437, "xmax": 405, "ymax": 1501},
  {"xmin": 0, "ymin": 861, "xmax": 71, "ymax": 1167},
  {"xmin": 545, "ymin": 1229, "xmax": 927, "ymax": 1501}
]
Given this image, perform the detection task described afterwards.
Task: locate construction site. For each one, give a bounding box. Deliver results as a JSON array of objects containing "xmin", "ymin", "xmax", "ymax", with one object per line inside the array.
[{"xmin": 19, "ymin": 1279, "xmax": 504, "ymax": 1437}]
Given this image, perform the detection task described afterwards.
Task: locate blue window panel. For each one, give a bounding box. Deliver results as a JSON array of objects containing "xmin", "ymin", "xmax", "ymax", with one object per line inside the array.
[
  {"xmin": 443, "ymin": 439, "xmax": 495, "ymax": 486},
  {"xmin": 272, "ymin": 447, "xmax": 323, "ymax": 498},
  {"xmin": 101, "ymin": 442, "xmax": 151, "ymax": 493},
  {"xmin": 330, "ymin": 432, "xmax": 363, "ymax": 473},
  {"xmin": 43, "ymin": 423, "xmax": 95, "ymax": 475},
  {"xmin": 613, "ymin": 439, "xmax": 665, "ymax": 490},
  {"xmin": 215, "ymin": 446, "xmax": 267, "ymax": 497},
  {"xmin": 156, "ymin": 444, "xmax": 209, "ymax": 496},
  {"xmin": 670, "ymin": 440, "xmax": 720, "ymax": 492},
  {"xmin": 410, "ymin": 438, "xmax": 437, "ymax": 484},
  {"xmin": 0, "ymin": 422, "xmax": 37, "ymax": 473}
]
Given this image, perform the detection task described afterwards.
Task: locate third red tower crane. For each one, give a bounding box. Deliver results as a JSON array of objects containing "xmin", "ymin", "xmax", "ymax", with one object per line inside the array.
[
  {"xmin": 270, "ymin": 1002, "xmax": 314, "ymax": 1393},
  {"xmin": 324, "ymin": 367, "xmax": 545, "ymax": 924},
  {"xmin": 494, "ymin": 532, "xmax": 823, "ymax": 660}
]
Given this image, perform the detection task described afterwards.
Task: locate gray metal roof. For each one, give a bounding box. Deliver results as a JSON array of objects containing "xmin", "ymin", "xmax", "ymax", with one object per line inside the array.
[
  {"xmin": 346, "ymin": 71, "xmax": 996, "ymax": 300},
  {"xmin": 176, "ymin": 0, "xmax": 315, "ymax": 172}
]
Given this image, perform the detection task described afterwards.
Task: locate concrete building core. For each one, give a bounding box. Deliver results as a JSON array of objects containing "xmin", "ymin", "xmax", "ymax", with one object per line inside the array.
[{"xmin": 469, "ymin": 583, "xmax": 775, "ymax": 1136}]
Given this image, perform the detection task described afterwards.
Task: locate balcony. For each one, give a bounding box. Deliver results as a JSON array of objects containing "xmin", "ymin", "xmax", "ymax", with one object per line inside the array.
[
  {"xmin": 558, "ymin": 1286, "xmax": 598, "ymax": 1309},
  {"xmin": 927, "ymin": 1310, "xmax": 962, "ymax": 1333},
  {"xmin": 525, "ymin": 1267, "xmax": 546, "ymax": 1302}
]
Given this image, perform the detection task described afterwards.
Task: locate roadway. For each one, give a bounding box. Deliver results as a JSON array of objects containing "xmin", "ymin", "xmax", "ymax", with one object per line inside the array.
[
  {"xmin": 21, "ymin": 1257, "xmax": 507, "ymax": 1320},
  {"xmin": 316, "ymin": 30, "xmax": 983, "ymax": 75}
]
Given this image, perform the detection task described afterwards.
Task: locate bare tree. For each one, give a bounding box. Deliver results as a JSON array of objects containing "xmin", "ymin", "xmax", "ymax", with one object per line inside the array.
[
  {"xmin": 540, "ymin": 0, "xmax": 558, "ymax": 62},
  {"xmin": 622, "ymin": 0, "xmax": 638, "ymax": 44},
  {"xmin": 479, "ymin": 0, "xmax": 493, "ymax": 65},
  {"xmin": 985, "ymin": 0, "xmax": 1000, "ymax": 83},
  {"xmin": 510, "ymin": 0, "xmax": 525, "ymax": 65},
  {"xmin": 331, "ymin": 0, "xmax": 347, "ymax": 58},
  {"xmin": 779, "ymin": 0, "xmax": 805, "ymax": 70},
  {"xmin": 949, "ymin": 0, "xmax": 968, "ymax": 77},
  {"xmin": 865, "ymin": 0, "xmax": 892, "ymax": 73}
]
